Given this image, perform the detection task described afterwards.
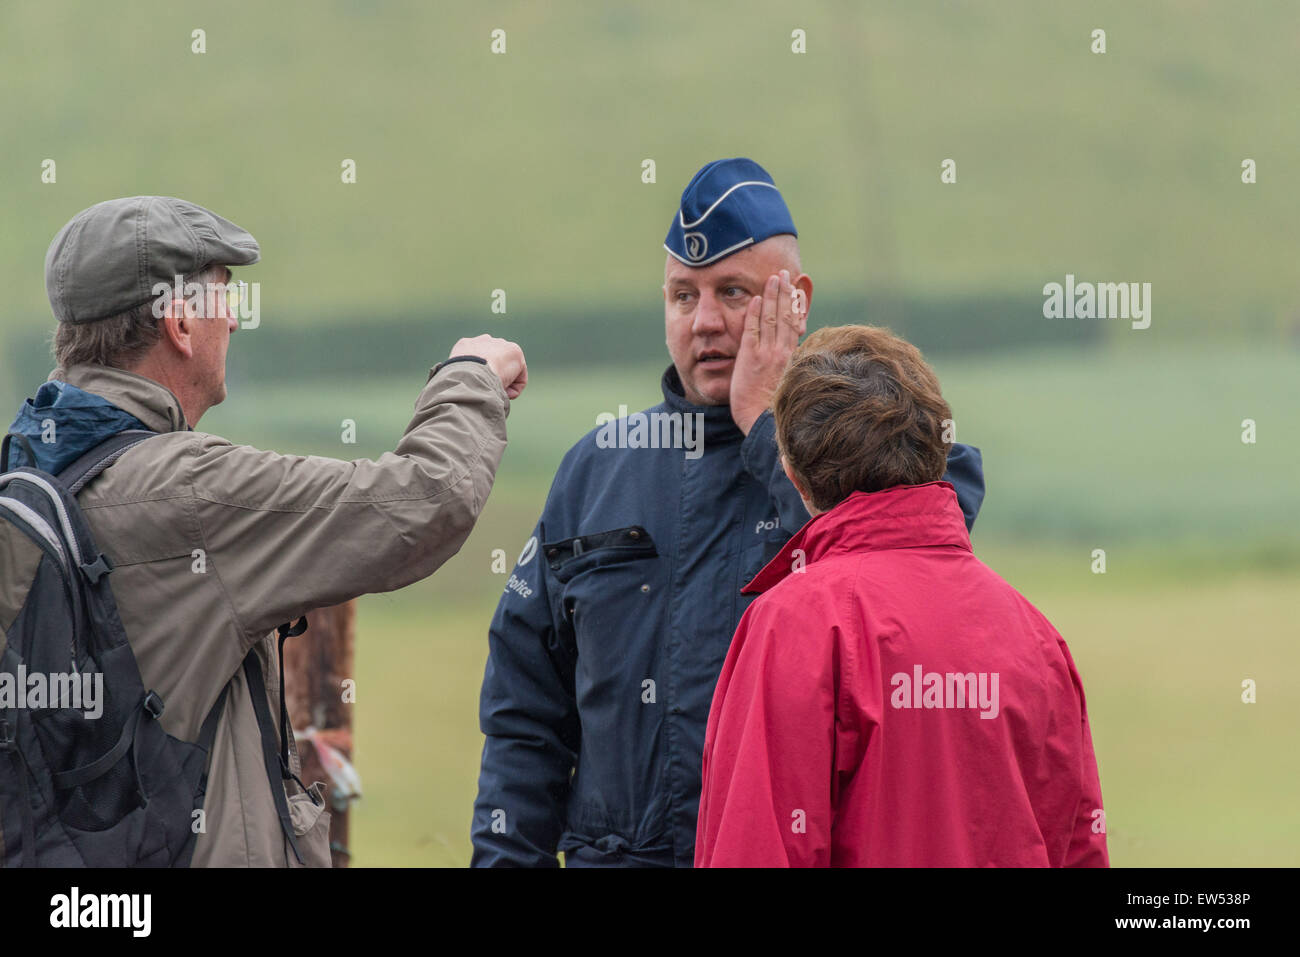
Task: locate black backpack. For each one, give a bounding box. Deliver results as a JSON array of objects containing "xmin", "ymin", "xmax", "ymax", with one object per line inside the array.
[{"xmin": 0, "ymin": 430, "xmax": 227, "ymax": 866}]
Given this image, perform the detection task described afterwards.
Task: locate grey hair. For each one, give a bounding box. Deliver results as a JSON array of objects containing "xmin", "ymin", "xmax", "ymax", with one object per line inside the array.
[{"xmin": 52, "ymin": 263, "xmax": 227, "ymax": 370}]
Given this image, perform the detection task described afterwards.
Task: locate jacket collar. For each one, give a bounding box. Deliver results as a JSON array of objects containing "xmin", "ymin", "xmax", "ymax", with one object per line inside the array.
[
  {"xmin": 51, "ymin": 364, "xmax": 190, "ymax": 434},
  {"xmin": 660, "ymin": 364, "xmax": 744, "ymax": 446},
  {"xmin": 742, "ymin": 482, "xmax": 972, "ymax": 594}
]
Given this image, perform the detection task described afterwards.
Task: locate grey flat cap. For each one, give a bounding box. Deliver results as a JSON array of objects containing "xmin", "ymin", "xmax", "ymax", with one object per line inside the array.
[{"xmin": 45, "ymin": 196, "xmax": 260, "ymax": 324}]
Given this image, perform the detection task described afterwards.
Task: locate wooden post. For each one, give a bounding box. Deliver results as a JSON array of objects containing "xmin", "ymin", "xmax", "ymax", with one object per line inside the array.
[{"xmin": 283, "ymin": 600, "xmax": 357, "ymax": 868}]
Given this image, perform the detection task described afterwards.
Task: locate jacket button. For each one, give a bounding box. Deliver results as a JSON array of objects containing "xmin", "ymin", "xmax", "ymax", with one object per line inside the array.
[
  {"xmin": 547, "ymin": 548, "xmax": 558, "ymax": 559},
  {"xmin": 628, "ymin": 529, "xmax": 640, "ymax": 540},
  {"xmin": 640, "ymin": 584, "xmax": 650, "ymax": 593}
]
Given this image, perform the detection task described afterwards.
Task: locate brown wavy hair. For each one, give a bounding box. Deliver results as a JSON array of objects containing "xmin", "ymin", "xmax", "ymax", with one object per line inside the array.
[{"xmin": 772, "ymin": 325, "xmax": 952, "ymax": 512}]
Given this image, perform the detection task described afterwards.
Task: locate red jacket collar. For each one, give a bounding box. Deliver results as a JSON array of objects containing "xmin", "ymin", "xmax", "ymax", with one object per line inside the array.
[{"xmin": 742, "ymin": 482, "xmax": 973, "ymax": 594}]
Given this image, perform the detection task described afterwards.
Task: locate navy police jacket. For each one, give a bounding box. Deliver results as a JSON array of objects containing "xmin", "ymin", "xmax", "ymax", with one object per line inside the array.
[{"xmin": 471, "ymin": 366, "xmax": 986, "ymax": 867}]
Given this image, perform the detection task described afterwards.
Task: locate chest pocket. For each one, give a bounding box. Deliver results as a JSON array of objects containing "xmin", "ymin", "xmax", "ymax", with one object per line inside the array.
[
  {"xmin": 544, "ymin": 527, "xmax": 660, "ymax": 666},
  {"xmin": 544, "ymin": 526, "xmax": 658, "ymax": 583}
]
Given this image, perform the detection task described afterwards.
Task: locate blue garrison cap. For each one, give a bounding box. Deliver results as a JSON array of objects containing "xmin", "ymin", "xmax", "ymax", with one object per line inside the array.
[{"xmin": 664, "ymin": 158, "xmax": 797, "ymax": 267}]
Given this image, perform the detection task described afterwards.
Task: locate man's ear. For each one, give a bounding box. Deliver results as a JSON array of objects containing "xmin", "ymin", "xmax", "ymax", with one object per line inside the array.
[
  {"xmin": 160, "ymin": 297, "xmax": 195, "ymax": 359},
  {"xmin": 793, "ymin": 273, "xmax": 813, "ymax": 327}
]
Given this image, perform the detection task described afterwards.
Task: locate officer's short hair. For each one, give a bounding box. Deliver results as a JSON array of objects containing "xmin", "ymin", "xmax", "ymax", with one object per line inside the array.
[
  {"xmin": 773, "ymin": 325, "xmax": 952, "ymax": 512},
  {"xmin": 52, "ymin": 263, "xmax": 227, "ymax": 370}
]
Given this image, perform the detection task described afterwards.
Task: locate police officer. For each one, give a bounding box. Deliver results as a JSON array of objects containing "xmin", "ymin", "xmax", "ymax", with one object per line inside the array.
[{"xmin": 470, "ymin": 158, "xmax": 985, "ymax": 867}]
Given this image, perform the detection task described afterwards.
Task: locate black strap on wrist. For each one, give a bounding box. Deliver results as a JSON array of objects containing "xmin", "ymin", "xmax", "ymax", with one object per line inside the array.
[{"xmin": 433, "ymin": 355, "xmax": 489, "ymax": 376}]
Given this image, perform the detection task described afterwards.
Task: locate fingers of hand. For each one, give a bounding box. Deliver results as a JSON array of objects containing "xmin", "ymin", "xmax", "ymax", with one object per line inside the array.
[
  {"xmin": 505, "ymin": 364, "xmax": 527, "ymax": 398},
  {"xmin": 761, "ymin": 274, "xmax": 780, "ymax": 336},
  {"xmin": 743, "ymin": 293, "xmax": 763, "ymax": 346},
  {"xmin": 777, "ymin": 270, "xmax": 798, "ymax": 347},
  {"xmin": 776, "ymin": 269, "xmax": 793, "ymax": 322},
  {"xmin": 777, "ymin": 270, "xmax": 802, "ymax": 350}
]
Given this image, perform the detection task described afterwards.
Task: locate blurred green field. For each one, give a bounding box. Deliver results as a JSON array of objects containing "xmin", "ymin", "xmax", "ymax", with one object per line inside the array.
[
  {"xmin": 3, "ymin": 0, "xmax": 1296, "ymax": 868},
  {"xmin": 208, "ymin": 343, "xmax": 1300, "ymax": 552},
  {"xmin": 197, "ymin": 344, "xmax": 1300, "ymax": 867},
  {"xmin": 3, "ymin": 0, "xmax": 1299, "ymax": 353}
]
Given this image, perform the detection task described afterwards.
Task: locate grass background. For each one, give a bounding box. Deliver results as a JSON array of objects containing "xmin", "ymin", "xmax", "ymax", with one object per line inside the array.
[{"xmin": 2, "ymin": 1, "xmax": 1297, "ymax": 866}]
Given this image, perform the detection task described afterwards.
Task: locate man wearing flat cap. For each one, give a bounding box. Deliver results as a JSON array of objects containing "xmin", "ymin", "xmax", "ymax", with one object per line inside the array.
[
  {"xmin": 471, "ymin": 158, "xmax": 987, "ymax": 867},
  {"xmin": 2, "ymin": 196, "xmax": 527, "ymax": 866}
]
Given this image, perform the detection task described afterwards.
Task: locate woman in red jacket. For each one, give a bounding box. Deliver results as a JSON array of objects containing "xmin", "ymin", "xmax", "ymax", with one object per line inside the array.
[{"xmin": 695, "ymin": 325, "xmax": 1108, "ymax": 867}]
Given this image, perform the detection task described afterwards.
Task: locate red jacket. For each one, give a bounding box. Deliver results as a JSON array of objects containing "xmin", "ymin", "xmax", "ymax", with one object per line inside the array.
[{"xmin": 695, "ymin": 482, "xmax": 1108, "ymax": 867}]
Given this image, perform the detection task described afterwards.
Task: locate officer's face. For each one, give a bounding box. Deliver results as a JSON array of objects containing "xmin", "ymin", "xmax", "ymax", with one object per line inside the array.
[{"xmin": 663, "ymin": 239, "xmax": 798, "ymax": 406}]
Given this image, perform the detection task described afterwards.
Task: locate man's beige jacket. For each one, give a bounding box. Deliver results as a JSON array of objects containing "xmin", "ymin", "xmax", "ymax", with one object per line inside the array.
[{"xmin": 31, "ymin": 360, "xmax": 507, "ymax": 866}]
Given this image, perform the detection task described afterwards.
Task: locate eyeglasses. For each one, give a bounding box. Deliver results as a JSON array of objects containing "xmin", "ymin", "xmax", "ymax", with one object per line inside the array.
[{"xmin": 224, "ymin": 280, "xmax": 249, "ymax": 313}]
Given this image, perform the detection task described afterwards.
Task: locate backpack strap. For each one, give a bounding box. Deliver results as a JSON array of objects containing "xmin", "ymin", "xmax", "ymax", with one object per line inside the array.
[
  {"xmin": 58, "ymin": 429, "xmax": 156, "ymax": 495},
  {"xmin": 275, "ymin": 618, "xmax": 309, "ymax": 775},
  {"xmin": 51, "ymin": 693, "xmax": 157, "ymax": 791},
  {"xmin": 0, "ymin": 722, "xmax": 36, "ymax": 868},
  {"xmin": 1, "ymin": 432, "xmax": 37, "ymax": 474},
  {"xmin": 242, "ymin": 620, "xmax": 315, "ymax": 866},
  {"xmin": 195, "ymin": 684, "xmax": 230, "ymax": 800}
]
